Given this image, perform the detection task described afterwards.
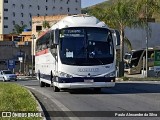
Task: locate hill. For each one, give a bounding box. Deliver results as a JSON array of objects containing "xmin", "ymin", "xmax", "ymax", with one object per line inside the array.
[{"xmin": 82, "ymin": 0, "xmax": 160, "ymax": 22}]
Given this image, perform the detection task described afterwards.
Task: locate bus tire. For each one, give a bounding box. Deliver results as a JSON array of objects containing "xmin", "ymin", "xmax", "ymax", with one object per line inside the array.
[
  {"xmin": 46, "ymin": 83, "xmax": 50, "ymax": 87},
  {"xmin": 53, "ymin": 84, "xmax": 60, "ymax": 92},
  {"xmin": 39, "ymin": 81, "xmax": 45, "ymax": 87},
  {"xmin": 50, "ymin": 71, "xmax": 53, "ymax": 84},
  {"xmin": 38, "ymin": 72, "xmax": 45, "ymax": 87}
]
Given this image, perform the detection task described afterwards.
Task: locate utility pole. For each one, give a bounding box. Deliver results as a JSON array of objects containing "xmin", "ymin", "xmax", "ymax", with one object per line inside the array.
[
  {"xmin": 31, "ymin": 34, "xmax": 36, "ymax": 77},
  {"xmin": 145, "ymin": 0, "xmax": 148, "ymax": 77}
]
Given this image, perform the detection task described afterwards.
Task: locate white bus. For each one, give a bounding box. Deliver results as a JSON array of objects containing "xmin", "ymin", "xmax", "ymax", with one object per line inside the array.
[{"xmin": 35, "ymin": 14, "xmax": 120, "ymax": 92}]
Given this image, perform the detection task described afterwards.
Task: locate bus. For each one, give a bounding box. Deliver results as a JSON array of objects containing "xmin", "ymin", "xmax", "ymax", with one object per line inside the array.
[
  {"xmin": 35, "ymin": 14, "xmax": 120, "ymax": 92},
  {"xmin": 124, "ymin": 48, "xmax": 158, "ymax": 74}
]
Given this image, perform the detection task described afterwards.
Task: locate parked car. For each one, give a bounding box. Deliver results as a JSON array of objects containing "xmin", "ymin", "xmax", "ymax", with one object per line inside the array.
[{"xmin": 0, "ymin": 70, "xmax": 17, "ymax": 82}]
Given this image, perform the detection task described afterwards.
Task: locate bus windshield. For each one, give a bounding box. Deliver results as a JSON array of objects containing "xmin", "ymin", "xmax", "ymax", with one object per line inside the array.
[{"xmin": 59, "ymin": 27, "xmax": 114, "ymax": 66}]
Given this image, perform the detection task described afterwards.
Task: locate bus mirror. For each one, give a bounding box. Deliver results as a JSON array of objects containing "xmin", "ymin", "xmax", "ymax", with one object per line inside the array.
[
  {"xmin": 54, "ymin": 29, "xmax": 59, "ymax": 45},
  {"xmin": 114, "ymin": 30, "xmax": 120, "ymax": 46}
]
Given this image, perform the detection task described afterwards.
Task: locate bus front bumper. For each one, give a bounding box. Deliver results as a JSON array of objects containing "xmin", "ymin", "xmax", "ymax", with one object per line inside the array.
[
  {"xmin": 55, "ymin": 77, "xmax": 115, "ymax": 89},
  {"xmin": 57, "ymin": 82, "xmax": 115, "ymax": 89}
]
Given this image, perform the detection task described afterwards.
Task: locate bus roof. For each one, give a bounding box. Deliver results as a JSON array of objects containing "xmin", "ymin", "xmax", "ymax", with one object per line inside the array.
[{"xmin": 50, "ymin": 14, "xmax": 108, "ymax": 30}]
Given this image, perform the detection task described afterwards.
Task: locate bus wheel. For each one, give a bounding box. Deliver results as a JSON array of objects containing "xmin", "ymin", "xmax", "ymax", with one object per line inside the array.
[
  {"xmin": 39, "ymin": 81, "xmax": 45, "ymax": 87},
  {"xmin": 53, "ymin": 84, "xmax": 60, "ymax": 92},
  {"xmin": 94, "ymin": 88, "xmax": 101, "ymax": 92},
  {"xmin": 46, "ymin": 83, "xmax": 50, "ymax": 87}
]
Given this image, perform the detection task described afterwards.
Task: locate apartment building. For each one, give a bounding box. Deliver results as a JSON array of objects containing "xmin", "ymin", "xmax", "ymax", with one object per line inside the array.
[{"xmin": 0, "ymin": 0, "xmax": 81, "ymax": 41}]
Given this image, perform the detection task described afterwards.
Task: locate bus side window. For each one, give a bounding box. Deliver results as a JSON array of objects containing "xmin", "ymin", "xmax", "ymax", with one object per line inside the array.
[
  {"xmin": 42, "ymin": 44, "xmax": 47, "ymax": 49},
  {"xmin": 46, "ymin": 41, "xmax": 50, "ymax": 48}
]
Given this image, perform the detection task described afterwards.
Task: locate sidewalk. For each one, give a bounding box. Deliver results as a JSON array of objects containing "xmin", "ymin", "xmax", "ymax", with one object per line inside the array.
[{"xmin": 17, "ymin": 76, "xmax": 37, "ymax": 80}]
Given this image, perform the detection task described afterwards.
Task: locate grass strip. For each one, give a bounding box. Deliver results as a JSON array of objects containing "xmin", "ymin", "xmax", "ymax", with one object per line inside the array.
[{"xmin": 0, "ymin": 83, "xmax": 42, "ymax": 120}]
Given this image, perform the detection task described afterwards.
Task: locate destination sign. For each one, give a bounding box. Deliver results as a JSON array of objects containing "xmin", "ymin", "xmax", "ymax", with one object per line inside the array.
[
  {"xmin": 63, "ymin": 29, "xmax": 84, "ymax": 34},
  {"xmin": 60, "ymin": 29, "xmax": 84, "ymax": 38}
]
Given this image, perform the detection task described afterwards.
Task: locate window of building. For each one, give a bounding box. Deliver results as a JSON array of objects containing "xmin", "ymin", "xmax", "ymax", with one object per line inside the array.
[
  {"xmin": 29, "ymin": 5, "xmax": 32, "ymax": 8},
  {"xmin": 60, "ymin": 7, "xmax": 63, "ymax": 10},
  {"xmin": 13, "ymin": 4, "xmax": 15, "ymax": 8},
  {"xmin": 21, "ymin": 13, "xmax": 24, "ymax": 17},
  {"xmin": 67, "ymin": 8, "xmax": 70, "ymax": 12},
  {"xmin": 75, "ymin": 0, "xmax": 78, "ymax": 2},
  {"xmin": 29, "ymin": 21, "xmax": 32, "ymax": 26},
  {"xmin": 13, "ymin": 12, "xmax": 15, "ymax": 17},
  {"xmin": 4, "ymin": 17, "xmax": 8, "ymax": 20},
  {"xmin": 29, "ymin": 13, "xmax": 32, "ymax": 18},
  {"xmin": 4, "ymin": 25, "xmax": 8, "ymax": 28},
  {"xmin": 4, "ymin": 9, "xmax": 8, "ymax": 11},
  {"xmin": 21, "ymin": 21, "xmax": 24, "ymax": 25},
  {"xmin": 4, "ymin": 0, "xmax": 8, "ymax": 3},
  {"xmin": 13, "ymin": 21, "xmax": 15, "ymax": 25},
  {"xmin": 36, "ymin": 26, "xmax": 42, "ymax": 31},
  {"xmin": 38, "ymin": 5, "xmax": 40, "ymax": 10},
  {"xmin": 46, "ymin": 6, "xmax": 48, "ymax": 10},
  {"xmin": 67, "ymin": 0, "xmax": 69, "ymax": 4},
  {"xmin": 37, "ymin": 14, "xmax": 40, "ymax": 17},
  {"xmin": 21, "ymin": 4, "xmax": 24, "ymax": 9},
  {"xmin": 46, "ymin": 0, "xmax": 48, "ymax": 2},
  {"xmin": 53, "ymin": 6, "xmax": 55, "ymax": 9},
  {"xmin": 75, "ymin": 8, "xmax": 78, "ymax": 11}
]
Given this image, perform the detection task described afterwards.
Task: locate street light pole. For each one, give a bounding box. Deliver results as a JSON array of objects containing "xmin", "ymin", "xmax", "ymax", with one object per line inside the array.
[
  {"xmin": 31, "ymin": 34, "xmax": 36, "ymax": 77},
  {"xmin": 145, "ymin": 0, "xmax": 148, "ymax": 77}
]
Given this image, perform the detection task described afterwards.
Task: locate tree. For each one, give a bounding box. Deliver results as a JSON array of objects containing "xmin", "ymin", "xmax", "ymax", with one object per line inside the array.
[
  {"xmin": 13, "ymin": 24, "xmax": 27, "ymax": 34},
  {"xmin": 107, "ymin": 0, "xmax": 139, "ymax": 61},
  {"xmin": 135, "ymin": 0, "xmax": 160, "ymax": 19},
  {"xmin": 89, "ymin": 0, "xmax": 140, "ymax": 77},
  {"xmin": 42, "ymin": 21, "xmax": 50, "ymax": 29}
]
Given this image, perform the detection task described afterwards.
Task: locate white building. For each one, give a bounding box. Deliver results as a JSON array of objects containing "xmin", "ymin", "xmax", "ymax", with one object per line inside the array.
[{"xmin": 0, "ymin": 0, "xmax": 81, "ymax": 38}]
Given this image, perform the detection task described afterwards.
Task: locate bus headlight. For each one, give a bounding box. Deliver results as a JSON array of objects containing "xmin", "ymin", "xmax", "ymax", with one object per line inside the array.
[
  {"xmin": 104, "ymin": 71, "xmax": 115, "ymax": 77},
  {"xmin": 59, "ymin": 72, "xmax": 73, "ymax": 78}
]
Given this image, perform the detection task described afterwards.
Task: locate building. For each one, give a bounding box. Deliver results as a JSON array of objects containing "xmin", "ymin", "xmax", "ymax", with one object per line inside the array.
[
  {"xmin": 32, "ymin": 15, "xmax": 67, "ymax": 37},
  {"xmin": 0, "ymin": 0, "xmax": 81, "ymax": 41}
]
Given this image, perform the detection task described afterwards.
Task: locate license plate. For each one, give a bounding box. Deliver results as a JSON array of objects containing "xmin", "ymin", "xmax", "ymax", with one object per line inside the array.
[{"xmin": 84, "ymin": 79, "xmax": 94, "ymax": 83}]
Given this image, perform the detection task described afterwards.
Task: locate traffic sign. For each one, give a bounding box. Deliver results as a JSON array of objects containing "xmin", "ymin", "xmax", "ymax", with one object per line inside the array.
[
  {"xmin": 18, "ymin": 57, "xmax": 23, "ymax": 63},
  {"xmin": 7, "ymin": 59, "xmax": 15, "ymax": 69}
]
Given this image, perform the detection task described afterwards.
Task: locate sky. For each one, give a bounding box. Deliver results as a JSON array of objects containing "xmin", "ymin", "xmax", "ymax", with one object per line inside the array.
[{"xmin": 81, "ymin": 0, "xmax": 107, "ymax": 8}]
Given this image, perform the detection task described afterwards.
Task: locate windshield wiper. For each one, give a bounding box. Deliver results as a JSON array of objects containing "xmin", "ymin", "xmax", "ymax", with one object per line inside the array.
[{"xmin": 94, "ymin": 57, "xmax": 104, "ymax": 65}]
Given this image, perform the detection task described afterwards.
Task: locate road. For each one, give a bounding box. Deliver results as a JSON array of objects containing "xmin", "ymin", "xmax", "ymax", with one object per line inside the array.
[{"xmin": 16, "ymin": 79, "xmax": 160, "ymax": 120}]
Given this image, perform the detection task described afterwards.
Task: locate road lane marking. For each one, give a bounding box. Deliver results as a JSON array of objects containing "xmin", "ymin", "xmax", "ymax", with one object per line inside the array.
[
  {"xmin": 25, "ymin": 86, "xmax": 35, "ymax": 90},
  {"xmin": 48, "ymin": 95, "xmax": 80, "ymax": 120},
  {"xmin": 31, "ymin": 88, "xmax": 80, "ymax": 120}
]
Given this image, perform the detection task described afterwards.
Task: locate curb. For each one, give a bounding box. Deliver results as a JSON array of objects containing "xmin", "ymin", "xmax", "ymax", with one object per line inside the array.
[
  {"xmin": 17, "ymin": 76, "xmax": 37, "ymax": 80},
  {"xmin": 27, "ymin": 89, "xmax": 46, "ymax": 120},
  {"xmin": 116, "ymin": 77, "xmax": 160, "ymax": 82}
]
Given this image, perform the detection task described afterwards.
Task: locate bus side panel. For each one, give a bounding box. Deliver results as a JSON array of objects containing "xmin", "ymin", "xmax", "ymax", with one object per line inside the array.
[{"xmin": 35, "ymin": 51, "xmax": 57, "ymax": 85}]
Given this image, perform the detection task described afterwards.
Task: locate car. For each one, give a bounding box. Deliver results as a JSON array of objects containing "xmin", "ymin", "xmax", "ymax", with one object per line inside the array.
[{"xmin": 0, "ymin": 70, "xmax": 17, "ymax": 82}]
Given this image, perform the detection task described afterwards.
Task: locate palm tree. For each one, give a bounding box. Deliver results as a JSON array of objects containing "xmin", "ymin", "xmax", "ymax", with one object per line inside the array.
[
  {"xmin": 107, "ymin": 0, "xmax": 139, "ymax": 61},
  {"xmin": 89, "ymin": 6, "xmax": 132, "ymax": 51},
  {"xmin": 13, "ymin": 24, "xmax": 27, "ymax": 34},
  {"xmin": 42, "ymin": 21, "xmax": 50, "ymax": 29},
  {"xmin": 135, "ymin": 0, "xmax": 160, "ymax": 19},
  {"xmin": 89, "ymin": 0, "xmax": 140, "ymax": 77}
]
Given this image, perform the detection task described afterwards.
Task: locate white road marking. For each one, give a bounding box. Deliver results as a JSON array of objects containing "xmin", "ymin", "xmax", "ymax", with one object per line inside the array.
[
  {"xmin": 49, "ymin": 95, "xmax": 80, "ymax": 120},
  {"xmin": 25, "ymin": 86, "xmax": 35, "ymax": 90}
]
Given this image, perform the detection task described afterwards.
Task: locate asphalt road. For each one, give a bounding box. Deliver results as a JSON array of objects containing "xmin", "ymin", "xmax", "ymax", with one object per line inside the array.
[{"xmin": 15, "ymin": 79, "xmax": 160, "ymax": 120}]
